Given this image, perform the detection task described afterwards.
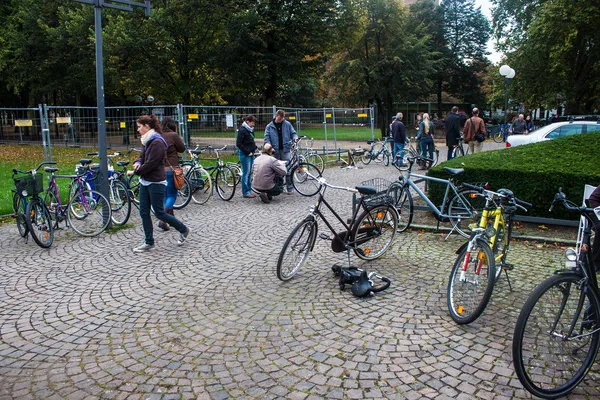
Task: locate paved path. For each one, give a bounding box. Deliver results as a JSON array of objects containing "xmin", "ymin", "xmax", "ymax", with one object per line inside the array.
[{"xmin": 0, "ymin": 163, "xmax": 597, "ymax": 399}]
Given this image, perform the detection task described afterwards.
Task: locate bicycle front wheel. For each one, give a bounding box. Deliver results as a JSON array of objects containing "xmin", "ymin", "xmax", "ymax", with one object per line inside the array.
[
  {"xmin": 452, "ymin": 145, "xmax": 465, "ymax": 158},
  {"xmin": 189, "ymin": 167, "xmax": 212, "ymax": 205},
  {"xmin": 383, "ymin": 151, "xmax": 390, "ymax": 166},
  {"xmin": 447, "ymin": 239, "xmax": 495, "ymax": 324},
  {"xmin": 447, "ymin": 188, "xmax": 486, "ymax": 238},
  {"xmin": 173, "ymin": 177, "xmax": 192, "ymax": 210},
  {"xmin": 67, "ymin": 189, "xmax": 111, "ymax": 237},
  {"xmin": 13, "ymin": 192, "xmax": 28, "ymax": 237},
  {"xmin": 513, "ymin": 273, "xmax": 600, "ymax": 399},
  {"xmin": 109, "ymin": 180, "xmax": 131, "ymax": 226},
  {"xmin": 215, "ymin": 166, "xmax": 236, "ymax": 201},
  {"xmin": 352, "ymin": 204, "xmax": 398, "ymax": 261},
  {"xmin": 493, "ymin": 130, "xmax": 504, "ymax": 143},
  {"xmin": 387, "ymin": 181, "xmax": 413, "ymax": 232},
  {"xmin": 292, "ymin": 162, "xmax": 322, "ymax": 197},
  {"xmin": 361, "ymin": 151, "xmax": 372, "ymax": 165},
  {"xmin": 276, "ymin": 217, "xmax": 317, "ymax": 281},
  {"xmin": 25, "ymin": 198, "xmax": 54, "ymax": 248}
]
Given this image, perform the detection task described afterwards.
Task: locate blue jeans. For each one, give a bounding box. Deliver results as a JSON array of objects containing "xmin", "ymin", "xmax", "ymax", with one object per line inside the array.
[
  {"xmin": 393, "ymin": 143, "xmax": 405, "ymax": 164},
  {"xmin": 420, "ymin": 137, "xmax": 434, "ymax": 161},
  {"xmin": 164, "ymin": 170, "xmax": 177, "ymax": 209},
  {"xmin": 139, "ymin": 182, "xmax": 187, "ymax": 245},
  {"xmin": 238, "ymin": 150, "xmax": 254, "ymax": 197},
  {"xmin": 274, "ymin": 150, "xmax": 293, "ymax": 191}
]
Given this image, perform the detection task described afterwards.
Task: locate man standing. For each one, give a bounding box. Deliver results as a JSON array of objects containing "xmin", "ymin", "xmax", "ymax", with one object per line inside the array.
[
  {"xmin": 391, "ymin": 112, "xmax": 406, "ymax": 165},
  {"xmin": 462, "ymin": 108, "xmax": 487, "ymax": 154},
  {"xmin": 512, "ymin": 114, "xmax": 528, "ymax": 135},
  {"xmin": 445, "ymin": 106, "xmax": 461, "ymax": 160},
  {"xmin": 264, "ymin": 110, "xmax": 298, "ymax": 193},
  {"xmin": 252, "ymin": 144, "xmax": 287, "ymax": 204}
]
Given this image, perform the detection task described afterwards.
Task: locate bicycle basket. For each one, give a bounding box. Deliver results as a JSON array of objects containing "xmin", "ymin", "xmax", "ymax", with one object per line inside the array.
[
  {"xmin": 363, "ymin": 192, "xmax": 394, "ymax": 208},
  {"xmin": 13, "ymin": 173, "xmax": 43, "ymax": 196},
  {"xmin": 360, "ymin": 178, "xmax": 392, "ymax": 194}
]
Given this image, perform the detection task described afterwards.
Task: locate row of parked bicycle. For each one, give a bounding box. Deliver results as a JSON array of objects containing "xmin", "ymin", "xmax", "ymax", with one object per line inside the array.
[{"xmin": 275, "ymin": 153, "xmax": 600, "ymax": 399}]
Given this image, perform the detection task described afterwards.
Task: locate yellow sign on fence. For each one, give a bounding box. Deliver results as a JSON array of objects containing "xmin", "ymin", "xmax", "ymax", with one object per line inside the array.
[
  {"xmin": 120, "ymin": 122, "xmax": 126, "ymax": 129},
  {"xmin": 357, "ymin": 113, "xmax": 368, "ymax": 118},
  {"xmin": 288, "ymin": 116, "xmax": 296, "ymax": 120},
  {"xmin": 56, "ymin": 117, "xmax": 72, "ymax": 124},
  {"xmin": 15, "ymin": 120, "xmax": 33, "ymax": 127},
  {"xmin": 188, "ymin": 114, "xmax": 199, "ymax": 120},
  {"xmin": 326, "ymin": 114, "xmax": 332, "ymax": 118}
]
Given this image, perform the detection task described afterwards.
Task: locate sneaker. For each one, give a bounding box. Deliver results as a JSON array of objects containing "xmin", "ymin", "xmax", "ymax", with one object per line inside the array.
[
  {"xmin": 286, "ymin": 189, "xmax": 295, "ymax": 195},
  {"xmin": 133, "ymin": 243, "xmax": 154, "ymax": 253},
  {"xmin": 259, "ymin": 192, "xmax": 270, "ymax": 203},
  {"xmin": 156, "ymin": 221, "xmax": 170, "ymax": 232},
  {"xmin": 244, "ymin": 193, "xmax": 257, "ymax": 198},
  {"xmin": 177, "ymin": 227, "xmax": 189, "ymax": 246}
]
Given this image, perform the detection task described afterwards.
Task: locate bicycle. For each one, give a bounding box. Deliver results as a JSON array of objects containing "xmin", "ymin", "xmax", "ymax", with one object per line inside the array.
[
  {"xmin": 42, "ymin": 165, "xmax": 112, "ymax": 237},
  {"xmin": 386, "ymin": 155, "xmax": 486, "ymax": 238},
  {"xmin": 12, "ymin": 162, "xmax": 56, "ymax": 247},
  {"xmin": 298, "ymin": 137, "xmax": 325, "ymax": 173},
  {"xmin": 200, "ymin": 145, "xmax": 237, "ymax": 201},
  {"xmin": 285, "ymin": 137, "xmax": 323, "ymax": 196},
  {"xmin": 182, "ymin": 147, "xmax": 213, "ymax": 204},
  {"xmin": 447, "ymin": 184, "xmax": 531, "ymax": 324},
  {"xmin": 451, "ymin": 137, "xmax": 470, "ymax": 158},
  {"xmin": 400, "ymin": 137, "xmax": 440, "ymax": 168},
  {"xmin": 276, "ymin": 173, "xmax": 399, "ymax": 281},
  {"xmin": 492, "ymin": 124, "xmax": 511, "ymax": 143},
  {"xmin": 512, "ymin": 188, "xmax": 600, "ymax": 399},
  {"xmin": 360, "ymin": 138, "xmax": 393, "ymax": 166}
]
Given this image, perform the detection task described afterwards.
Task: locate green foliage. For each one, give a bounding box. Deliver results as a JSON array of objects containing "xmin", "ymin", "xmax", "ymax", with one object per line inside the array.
[{"xmin": 427, "ymin": 132, "xmax": 600, "ymax": 220}]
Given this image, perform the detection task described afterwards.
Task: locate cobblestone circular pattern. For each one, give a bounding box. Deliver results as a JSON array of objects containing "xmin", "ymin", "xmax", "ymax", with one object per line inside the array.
[{"xmin": 1, "ymin": 163, "xmax": 599, "ymax": 399}]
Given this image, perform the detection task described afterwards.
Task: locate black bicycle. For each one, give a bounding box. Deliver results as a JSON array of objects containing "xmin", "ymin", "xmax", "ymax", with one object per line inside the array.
[
  {"xmin": 512, "ymin": 188, "xmax": 600, "ymax": 399},
  {"xmin": 276, "ymin": 171, "xmax": 399, "ymax": 281}
]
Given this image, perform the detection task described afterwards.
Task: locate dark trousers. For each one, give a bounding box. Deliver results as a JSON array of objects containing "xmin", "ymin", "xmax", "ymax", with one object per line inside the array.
[
  {"xmin": 589, "ymin": 197, "xmax": 600, "ymax": 271},
  {"xmin": 139, "ymin": 183, "xmax": 187, "ymax": 245}
]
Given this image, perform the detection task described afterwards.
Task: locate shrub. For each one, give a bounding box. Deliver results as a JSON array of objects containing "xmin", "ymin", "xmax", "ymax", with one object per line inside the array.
[{"xmin": 427, "ymin": 132, "xmax": 600, "ymax": 220}]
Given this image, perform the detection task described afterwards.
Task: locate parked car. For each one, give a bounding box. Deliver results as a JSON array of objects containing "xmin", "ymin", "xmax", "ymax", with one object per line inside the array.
[{"xmin": 506, "ymin": 120, "xmax": 600, "ymax": 147}]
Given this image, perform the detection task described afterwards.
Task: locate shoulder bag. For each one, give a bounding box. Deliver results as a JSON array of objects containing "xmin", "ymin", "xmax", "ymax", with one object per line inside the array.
[{"xmin": 166, "ymin": 158, "xmax": 185, "ymax": 190}]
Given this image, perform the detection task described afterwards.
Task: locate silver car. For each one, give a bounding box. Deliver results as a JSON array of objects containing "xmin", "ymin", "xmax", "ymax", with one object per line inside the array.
[{"xmin": 506, "ymin": 120, "xmax": 600, "ymax": 147}]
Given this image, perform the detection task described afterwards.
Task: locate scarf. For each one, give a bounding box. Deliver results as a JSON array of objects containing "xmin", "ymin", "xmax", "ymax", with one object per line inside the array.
[
  {"xmin": 141, "ymin": 129, "xmax": 157, "ymax": 146},
  {"xmin": 242, "ymin": 121, "xmax": 254, "ymax": 133}
]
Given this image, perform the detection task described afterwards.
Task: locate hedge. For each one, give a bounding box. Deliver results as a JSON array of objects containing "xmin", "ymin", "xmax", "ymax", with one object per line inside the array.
[{"xmin": 427, "ymin": 132, "xmax": 600, "ymax": 221}]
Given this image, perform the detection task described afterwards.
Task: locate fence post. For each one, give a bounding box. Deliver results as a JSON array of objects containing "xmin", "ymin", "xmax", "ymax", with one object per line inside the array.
[
  {"xmin": 370, "ymin": 106, "xmax": 375, "ymax": 141},
  {"xmin": 40, "ymin": 104, "xmax": 53, "ymax": 162},
  {"xmin": 322, "ymin": 108, "xmax": 328, "ymax": 154},
  {"xmin": 331, "ymin": 107, "xmax": 337, "ymax": 151},
  {"xmin": 177, "ymin": 104, "xmax": 188, "ymax": 147}
]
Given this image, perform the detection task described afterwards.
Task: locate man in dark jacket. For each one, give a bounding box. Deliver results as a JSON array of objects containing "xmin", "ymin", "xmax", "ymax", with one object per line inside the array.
[
  {"xmin": 391, "ymin": 112, "xmax": 406, "ymax": 165},
  {"xmin": 445, "ymin": 106, "xmax": 461, "ymax": 160}
]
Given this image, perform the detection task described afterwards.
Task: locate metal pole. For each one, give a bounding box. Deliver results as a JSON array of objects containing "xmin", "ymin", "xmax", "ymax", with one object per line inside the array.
[
  {"xmin": 94, "ymin": 2, "xmax": 111, "ymax": 227},
  {"xmin": 331, "ymin": 107, "xmax": 337, "ymax": 151},
  {"xmin": 503, "ymin": 77, "xmax": 509, "ymax": 141}
]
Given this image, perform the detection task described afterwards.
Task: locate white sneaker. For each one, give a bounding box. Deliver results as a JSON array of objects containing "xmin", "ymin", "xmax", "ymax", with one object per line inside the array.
[
  {"xmin": 177, "ymin": 228, "xmax": 189, "ymax": 246},
  {"xmin": 133, "ymin": 243, "xmax": 154, "ymax": 253}
]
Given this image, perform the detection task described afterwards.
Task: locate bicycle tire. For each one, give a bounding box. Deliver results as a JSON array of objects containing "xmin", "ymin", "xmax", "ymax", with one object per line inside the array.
[
  {"xmin": 431, "ymin": 149, "xmax": 440, "ymax": 167},
  {"xmin": 67, "ymin": 189, "xmax": 111, "ymax": 237},
  {"xmin": 306, "ymin": 153, "xmax": 325, "ymax": 173},
  {"xmin": 189, "ymin": 167, "xmax": 212, "ymax": 205},
  {"xmin": 276, "ymin": 217, "xmax": 317, "ymax": 281},
  {"xmin": 352, "ymin": 204, "xmax": 398, "ymax": 261},
  {"xmin": 109, "ymin": 179, "xmax": 131, "ymax": 226},
  {"xmin": 128, "ymin": 175, "xmax": 141, "ymax": 205},
  {"xmin": 215, "ymin": 166, "xmax": 236, "ymax": 201},
  {"xmin": 13, "ymin": 192, "xmax": 28, "ymax": 238},
  {"xmin": 25, "ymin": 198, "xmax": 54, "ymax": 248},
  {"xmin": 493, "ymin": 130, "xmax": 504, "ymax": 143},
  {"xmin": 361, "ymin": 151, "xmax": 372, "ymax": 165},
  {"xmin": 43, "ymin": 190, "xmax": 61, "ymax": 229},
  {"xmin": 513, "ymin": 272, "xmax": 600, "ymax": 399},
  {"xmin": 173, "ymin": 177, "xmax": 192, "ymax": 210},
  {"xmin": 386, "ymin": 181, "xmax": 413, "ymax": 232},
  {"xmin": 452, "ymin": 145, "xmax": 465, "ymax": 158},
  {"xmin": 447, "ymin": 239, "xmax": 495, "ymax": 324},
  {"xmin": 292, "ymin": 162, "xmax": 322, "ymax": 197},
  {"xmin": 383, "ymin": 152, "xmax": 390, "ymax": 166},
  {"xmin": 447, "ymin": 188, "xmax": 486, "ymax": 238}
]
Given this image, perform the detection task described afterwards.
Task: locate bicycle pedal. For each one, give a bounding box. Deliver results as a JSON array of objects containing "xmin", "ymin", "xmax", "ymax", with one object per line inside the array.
[
  {"xmin": 319, "ymin": 233, "xmax": 332, "ymax": 240},
  {"xmin": 501, "ymin": 263, "xmax": 514, "ymax": 271}
]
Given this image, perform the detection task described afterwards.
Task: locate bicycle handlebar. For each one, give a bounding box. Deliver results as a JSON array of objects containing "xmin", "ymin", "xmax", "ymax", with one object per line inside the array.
[
  {"xmin": 461, "ymin": 183, "xmax": 531, "ymax": 211},
  {"xmin": 549, "ymin": 188, "xmax": 595, "ymax": 218},
  {"xmin": 12, "ymin": 161, "xmax": 56, "ymax": 176}
]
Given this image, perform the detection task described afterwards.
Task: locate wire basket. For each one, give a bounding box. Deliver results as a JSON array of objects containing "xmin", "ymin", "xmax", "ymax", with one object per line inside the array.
[
  {"xmin": 363, "ymin": 192, "xmax": 394, "ymax": 208},
  {"xmin": 360, "ymin": 177, "xmax": 393, "ymax": 194},
  {"xmin": 13, "ymin": 173, "xmax": 43, "ymax": 196}
]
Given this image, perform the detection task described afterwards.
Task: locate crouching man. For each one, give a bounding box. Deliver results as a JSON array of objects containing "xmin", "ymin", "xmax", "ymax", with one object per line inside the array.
[{"xmin": 252, "ymin": 144, "xmax": 287, "ymax": 203}]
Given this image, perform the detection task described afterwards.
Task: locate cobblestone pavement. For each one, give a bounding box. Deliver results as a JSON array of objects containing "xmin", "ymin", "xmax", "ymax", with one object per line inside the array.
[{"xmin": 1, "ymin": 163, "xmax": 598, "ymax": 400}]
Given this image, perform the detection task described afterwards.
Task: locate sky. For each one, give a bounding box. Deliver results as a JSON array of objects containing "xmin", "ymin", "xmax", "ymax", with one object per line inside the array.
[{"xmin": 474, "ymin": 0, "xmax": 503, "ymax": 63}]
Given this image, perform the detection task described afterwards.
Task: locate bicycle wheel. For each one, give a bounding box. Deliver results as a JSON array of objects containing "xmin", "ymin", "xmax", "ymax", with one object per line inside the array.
[
  {"xmin": 383, "ymin": 152, "xmax": 390, "ymax": 166},
  {"xmin": 513, "ymin": 273, "xmax": 600, "ymax": 399},
  {"xmin": 447, "ymin": 239, "xmax": 495, "ymax": 324},
  {"xmin": 43, "ymin": 190, "xmax": 61, "ymax": 229},
  {"xmin": 374, "ymin": 150, "xmax": 384, "ymax": 163},
  {"xmin": 215, "ymin": 166, "xmax": 236, "ymax": 201},
  {"xmin": 13, "ymin": 192, "xmax": 28, "ymax": 237},
  {"xmin": 25, "ymin": 198, "xmax": 53, "ymax": 248},
  {"xmin": 128, "ymin": 175, "xmax": 140, "ymax": 205},
  {"xmin": 492, "ymin": 222, "xmax": 507, "ymax": 281},
  {"xmin": 67, "ymin": 189, "xmax": 111, "ymax": 237},
  {"xmin": 352, "ymin": 204, "xmax": 398, "ymax": 261},
  {"xmin": 189, "ymin": 167, "xmax": 212, "ymax": 205},
  {"xmin": 431, "ymin": 149, "xmax": 440, "ymax": 167},
  {"xmin": 276, "ymin": 217, "xmax": 317, "ymax": 281},
  {"xmin": 292, "ymin": 162, "xmax": 322, "ymax": 197},
  {"xmin": 452, "ymin": 145, "xmax": 465, "ymax": 158},
  {"xmin": 387, "ymin": 181, "xmax": 413, "ymax": 232},
  {"xmin": 306, "ymin": 153, "xmax": 325, "ymax": 173},
  {"xmin": 447, "ymin": 188, "xmax": 486, "ymax": 238},
  {"xmin": 361, "ymin": 151, "xmax": 372, "ymax": 165},
  {"xmin": 493, "ymin": 130, "xmax": 504, "ymax": 143},
  {"xmin": 109, "ymin": 179, "xmax": 131, "ymax": 226},
  {"xmin": 173, "ymin": 177, "xmax": 192, "ymax": 210}
]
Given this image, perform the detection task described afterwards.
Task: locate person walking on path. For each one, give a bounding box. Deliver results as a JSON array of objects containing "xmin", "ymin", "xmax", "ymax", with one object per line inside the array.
[
  {"xmin": 391, "ymin": 112, "xmax": 406, "ymax": 165},
  {"xmin": 236, "ymin": 115, "xmax": 258, "ymax": 199},
  {"xmin": 251, "ymin": 144, "xmax": 287, "ymax": 204},
  {"xmin": 264, "ymin": 110, "xmax": 298, "ymax": 194},
  {"xmin": 512, "ymin": 114, "xmax": 528, "ymax": 135},
  {"xmin": 130, "ymin": 114, "xmax": 189, "ymax": 252},
  {"xmin": 462, "ymin": 108, "xmax": 487, "ymax": 154},
  {"xmin": 445, "ymin": 106, "xmax": 461, "ymax": 160},
  {"xmin": 419, "ymin": 113, "xmax": 435, "ymax": 169},
  {"xmin": 157, "ymin": 117, "xmax": 186, "ymax": 232}
]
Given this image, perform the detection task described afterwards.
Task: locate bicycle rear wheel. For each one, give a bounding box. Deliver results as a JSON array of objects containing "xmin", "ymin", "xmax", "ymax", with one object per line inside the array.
[
  {"xmin": 128, "ymin": 175, "xmax": 141, "ymax": 205},
  {"xmin": 513, "ymin": 273, "xmax": 600, "ymax": 399},
  {"xmin": 352, "ymin": 204, "xmax": 398, "ymax": 261},
  {"xmin": 13, "ymin": 192, "xmax": 28, "ymax": 237},
  {"xmin": 447, "ymin": 188, "xmax": 486, "ymax": 238},
  {"xmin": 216, "ymin": 166, "xmax": 236, "ymax": 201},
  {"xmin": 109, "ymin": 179, "xmax": 131, "ymax": 226},
  {"xmin": 276, "ymin": 217, "xmax": 317, "ymax": 281},
  {"xmin": 173, "ymin": 177, "xmax": 192, "ymax": 210},
  {"xmin": 67, "ymin": 189, "xmax": 111, "ymax": 237},
  {"xmin": 387, "ymin": 182, "xmax": 413, "ymax": 232},
  {"xmin": 292, "ymin": 162, "xmax": 322, "ymax": 196},
  {"xmin": 493, "ymin": 130, "xmax": 504, "ymax": 143},
  {"xmin": 25, "ymin": 198, "xmax": 53, "ymax": 248},
  {"xmin": 361, "ymin": 151, "xmax": 372, "ymax": 165},
  {"xmin": 306, "ymin": 153, "xmax": 325, "ymax": 173},
  {"xmin": 189, "ymin": 167, "xmax": 212, "ymax": 205},
  {"xmin": 447, "ymin": 239, "xmax": 495, "ymax": 324},
  {"xmin": 452, "ymin": 145, "xmax": 465, "ymax": 158}
]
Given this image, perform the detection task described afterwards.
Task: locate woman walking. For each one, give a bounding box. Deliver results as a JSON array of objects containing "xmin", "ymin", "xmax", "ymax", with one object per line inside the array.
[
  {"xmin": 157, "ymin": 117, "xmax": 186, "ymax": 231},
  {"xmin": 236, "ymin": 115, "xmax": 258, "ymax": 198},
  {"xmin": 131, "ymin": 114, "xmax": 189, "ymax": 252},
  {"xmin": 419, "ymin": 113, "xmax": 435, "ymax": 169}
]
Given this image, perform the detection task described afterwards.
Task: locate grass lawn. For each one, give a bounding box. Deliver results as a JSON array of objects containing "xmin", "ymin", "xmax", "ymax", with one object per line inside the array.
[{"xmin": 189, "ymin": 126, "xmax": 378, "ymax": 141}]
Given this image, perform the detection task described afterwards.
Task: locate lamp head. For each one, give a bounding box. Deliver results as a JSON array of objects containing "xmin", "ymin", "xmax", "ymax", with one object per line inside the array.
[{"xmin": 499, "ymin": 64, "xmax": 511, "ymax": 77}]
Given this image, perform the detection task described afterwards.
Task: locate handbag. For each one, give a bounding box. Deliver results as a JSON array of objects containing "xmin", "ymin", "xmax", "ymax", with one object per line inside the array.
[
  {"xmin": 470, "ymin": 118, "xmax": 486, "ymax": 143},
  {"xmin": 166, "ymin": 158, "xmax": 185, "ymax": 190}
]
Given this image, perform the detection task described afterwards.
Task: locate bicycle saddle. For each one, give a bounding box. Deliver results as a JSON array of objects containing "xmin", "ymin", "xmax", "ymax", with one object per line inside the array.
[
  {"xmin": 190, "ymin": 149, "xmax": 203, "ymax": 155},
  {"xmin": 367, "ymin": 140, "xmax": 375, "ymax": 145},
  {"xmin": 443, "ymin": 167, "xmax": 464, "ymax": 176},
  {"xmin": 355, "ymin": 185, "xmax": 377, "ymax": 195},
  {"xmin": 79, "ymin": 159, "xmax": 93, "ymax": 165},
  {"xmin": 117, "ymin": 161, "xmax": 129, "ymax": 167},
  {"xmin": 44, "ymin": 167, "xmax": 59, "ymax": 173}
]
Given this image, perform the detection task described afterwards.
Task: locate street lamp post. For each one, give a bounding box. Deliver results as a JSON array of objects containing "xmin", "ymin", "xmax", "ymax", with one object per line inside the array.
[{"xmin": 499, "ymin": 64, "xmax": 515, "ymax": 141}]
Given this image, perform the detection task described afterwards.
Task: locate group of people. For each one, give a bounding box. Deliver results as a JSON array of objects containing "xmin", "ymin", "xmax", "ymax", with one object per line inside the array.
[{"xmin": 236, "ymin": 109, "xmax": 298, "ymax": 204}]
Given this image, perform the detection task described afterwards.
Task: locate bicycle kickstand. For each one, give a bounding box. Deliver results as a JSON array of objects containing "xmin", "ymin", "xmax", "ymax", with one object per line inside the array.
[
  {"xmin": 503, "ymin": 265, "xmax": 514, "ymax": 292},
  {"xmin": 444, "ymin": 223, "xmax": 459, "ymax": 241}
]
